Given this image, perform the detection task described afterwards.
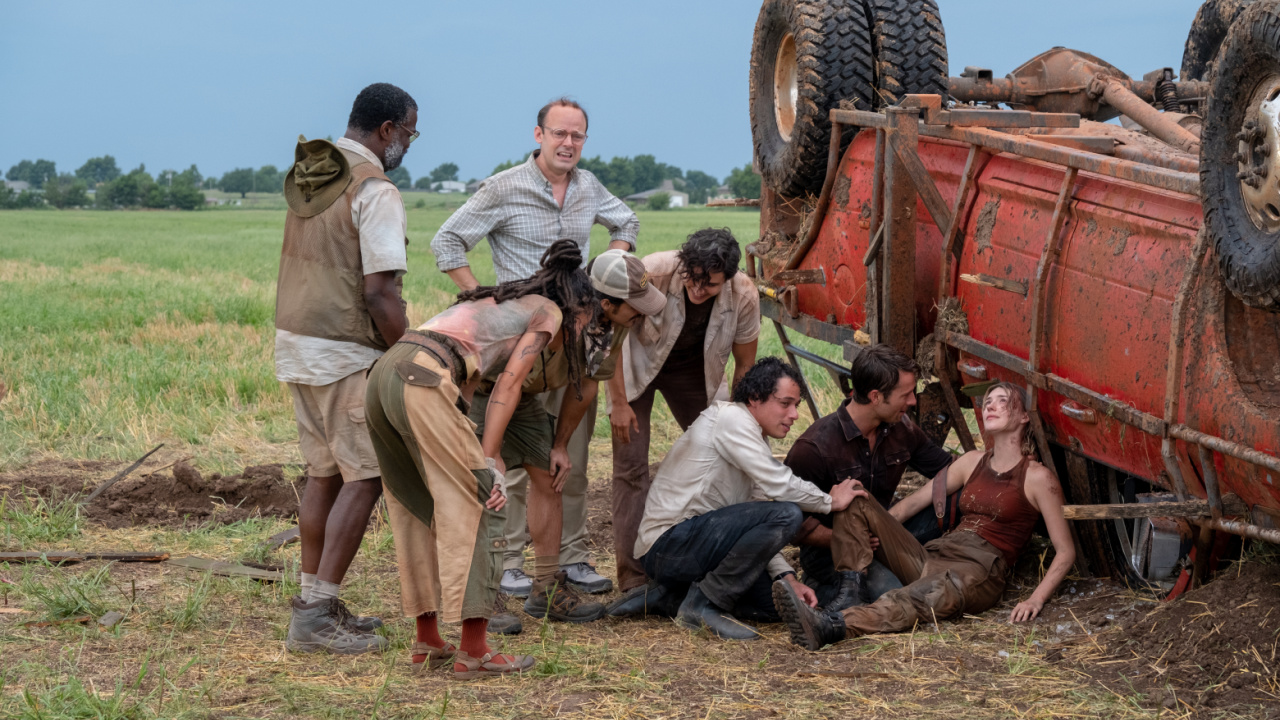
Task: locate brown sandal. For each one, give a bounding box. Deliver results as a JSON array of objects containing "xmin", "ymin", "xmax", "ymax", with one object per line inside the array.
[
  {"xmin": 410, "ymin": 641, "xmax": 457, "ymax": 671},
  {"xmin": 452, "ymin": 650, "xmax": 536, "ymax": 679}
]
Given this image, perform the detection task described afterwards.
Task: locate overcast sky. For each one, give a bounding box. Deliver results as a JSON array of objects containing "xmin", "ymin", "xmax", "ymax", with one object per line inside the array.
[{"xmin": 2, "ymin": 0, "xmax": 1204, "ymax": 184}]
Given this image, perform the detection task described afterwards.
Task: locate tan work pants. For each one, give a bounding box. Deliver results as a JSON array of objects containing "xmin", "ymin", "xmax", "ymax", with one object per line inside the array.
[
  {"xmin": 831, "ymin": 496, "xmax": 1008, "ymax": 636},
  {"xmin": 366, "ymin": 344, "xmax": 503, "ymax": 623}
]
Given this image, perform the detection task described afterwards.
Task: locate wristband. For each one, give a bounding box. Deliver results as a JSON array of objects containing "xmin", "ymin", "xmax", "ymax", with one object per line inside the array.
[{"xmin": 773, "ymin": 570, "xmax": 796, "ymax": 582}]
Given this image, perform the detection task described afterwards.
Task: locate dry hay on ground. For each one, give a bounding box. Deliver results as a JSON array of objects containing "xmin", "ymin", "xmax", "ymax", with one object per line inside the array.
[
  {"xmin": 3, "ymin": 457, "xmax": 1280, "ymax": 717},
  {"xmin": 1071, "ymin": 561, "xmax": 1280, "ymax": 715}
]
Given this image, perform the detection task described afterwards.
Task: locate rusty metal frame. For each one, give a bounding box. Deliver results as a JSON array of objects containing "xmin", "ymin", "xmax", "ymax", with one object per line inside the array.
[
  {"xmin": 829, "ymin": 108, "xmax": 1199, "ymax": 196},
  {"xmin": 1026, "ymin": 167, "xmax": 1080, "ymax": 466}
]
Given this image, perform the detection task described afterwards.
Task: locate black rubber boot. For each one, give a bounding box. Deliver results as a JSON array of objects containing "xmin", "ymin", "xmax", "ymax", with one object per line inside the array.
[
  {"xmin": 824, "ymin": 570, "xmax": 869, "ymax": 613},
  {"xmin": 675, "ymin": 583, "xmax": 760, "ymax": 640},
  {"xmin": 772, "ymin": 579, "xmax": 846, "ymax": 651},
  {"xmin": 606, "ymin": 582, "xmax": 678, "ymax": 618}
]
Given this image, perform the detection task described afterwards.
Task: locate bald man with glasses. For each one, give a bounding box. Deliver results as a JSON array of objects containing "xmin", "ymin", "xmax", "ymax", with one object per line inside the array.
[{"xmin": 432, "ymin": 97, "xmax": 639, "ymax": 604}]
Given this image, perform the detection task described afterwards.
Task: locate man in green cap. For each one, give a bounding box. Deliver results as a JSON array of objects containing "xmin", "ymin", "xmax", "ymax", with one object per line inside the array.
[{"xmin": 276, "ymin": 82, "xmax": 418, "ymax": 655}]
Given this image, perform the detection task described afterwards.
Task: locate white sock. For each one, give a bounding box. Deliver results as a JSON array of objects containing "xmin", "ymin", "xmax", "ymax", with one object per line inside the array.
[
  {"xmin": 310, "ymin": 579, "xmax": 341, "ymax": 603},
  {"xmin": 300, "ymin": 572, "xmax": 317, "ymax": 603}
]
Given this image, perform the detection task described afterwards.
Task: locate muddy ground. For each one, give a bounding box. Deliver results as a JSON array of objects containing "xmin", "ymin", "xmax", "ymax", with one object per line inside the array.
[{"xmin": 3, "ymin": 458, "xmax": 1279, "ymax": 717}]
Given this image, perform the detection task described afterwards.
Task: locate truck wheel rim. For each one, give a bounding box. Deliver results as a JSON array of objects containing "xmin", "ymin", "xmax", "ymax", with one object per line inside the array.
[
  {"xmin": 774, "ymin": 32, "xmax": 798, "ymax": 142},
  {"xmin": 1238, "ymin": 76, "xmax": 1280, "ymax": 233}
]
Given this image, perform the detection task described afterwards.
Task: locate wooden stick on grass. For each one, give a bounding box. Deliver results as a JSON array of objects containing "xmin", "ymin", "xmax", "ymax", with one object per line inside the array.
[{"xmin": 80, "ymin": 443, "xmax": 165, "ymax": 504}]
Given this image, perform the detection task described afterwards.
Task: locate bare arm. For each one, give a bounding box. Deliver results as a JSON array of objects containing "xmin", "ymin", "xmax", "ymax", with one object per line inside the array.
[
  {"xmin": 363, "ymin": 270, "xmax": 407, "ymax": 346},
  {"xmin": 607, "ymin": 370, "xmax": 638, "ymax": 443},
  {"xmin": 1011, "ymin": 464, "xmax": 1075, "ymax": 622},
  {"xmin": 608, "ymin": 239, "xmax": 632, "ymax": 251},
  {"xmin": 548, "ymin": 379, "xmax": 599, "ymax": 488},
  {"xmin": 730, "ymin": 339, "xmax": 758, "ymax": 389},
  {"xmin": 889, "ymin": 450, "xmax": 981, "ymax": 523},
  {"xmin": 481, "ymin": 331, "xmax": 552, "ymax": 469},
  {"xmin": 445, "ymin": 266, "xmax": 480, "ymax": 292}
]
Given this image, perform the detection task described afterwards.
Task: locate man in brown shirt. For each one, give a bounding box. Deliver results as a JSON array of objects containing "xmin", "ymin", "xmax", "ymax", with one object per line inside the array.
[{"xmin": 784, "ymin": 344, "xmax": 953, "ymax": 612}]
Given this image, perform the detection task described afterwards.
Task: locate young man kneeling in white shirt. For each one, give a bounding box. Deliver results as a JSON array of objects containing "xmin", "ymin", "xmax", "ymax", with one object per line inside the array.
[{"xmin": 614, "ymin": 358, "xmax": 858, "ymax": 639}]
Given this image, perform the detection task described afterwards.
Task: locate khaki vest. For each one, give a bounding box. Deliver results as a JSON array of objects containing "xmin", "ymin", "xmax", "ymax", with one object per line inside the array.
[{"xmin": 275, "ymin": 150, "xmax": 405, "ymax": 350}]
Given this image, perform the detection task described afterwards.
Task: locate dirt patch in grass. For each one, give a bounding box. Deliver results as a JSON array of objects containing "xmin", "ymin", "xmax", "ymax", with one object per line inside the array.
[{"xmin": 0, "ymin": 458, "xmax": 302, "ymax": 529}]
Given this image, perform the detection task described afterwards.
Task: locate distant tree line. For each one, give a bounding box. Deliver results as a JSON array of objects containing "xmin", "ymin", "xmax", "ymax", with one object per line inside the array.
[
  {"xmin": 487, "ymin": 153, "xmax": 747, "ymax": 204},
  {"xmin": 3, "ymin": 155, "xmax": 205, "ymax": 210},
  {"xmin": 4, "ymin": 152, "xmax": 763, "ymax": 210}
]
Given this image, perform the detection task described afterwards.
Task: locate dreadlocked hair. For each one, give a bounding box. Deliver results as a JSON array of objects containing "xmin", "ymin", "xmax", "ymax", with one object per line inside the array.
[{"xmin": 456, "ymin": 239, "xmax": 599, "ymax": 393}]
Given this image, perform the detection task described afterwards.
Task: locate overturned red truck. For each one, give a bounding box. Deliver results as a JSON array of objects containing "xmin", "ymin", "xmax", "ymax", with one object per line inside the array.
[{"xmin": 744, "ymin": 0, "xmax": 1280, "ymax": 591}]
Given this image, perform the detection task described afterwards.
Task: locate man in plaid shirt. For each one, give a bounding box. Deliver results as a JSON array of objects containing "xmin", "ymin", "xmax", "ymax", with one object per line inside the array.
[{"xmin": 431, "ymin": 98, "xmax": 638, "ymax": 600}]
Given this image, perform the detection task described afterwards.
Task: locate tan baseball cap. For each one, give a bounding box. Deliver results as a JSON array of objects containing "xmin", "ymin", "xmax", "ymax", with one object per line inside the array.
[{"xmin": 588, "ymin": 249, "xmax": 667, "ymax": 316}]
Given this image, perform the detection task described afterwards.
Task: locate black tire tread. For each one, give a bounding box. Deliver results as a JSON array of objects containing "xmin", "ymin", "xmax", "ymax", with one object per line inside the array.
[
  {"xmin": 1202, "ymin": 0, "xmax": 1280, "ymax": 311},
  {"xmin": 750, "ymin": 0, "xmax": 876, "ymax": 197},
  {"xmin": 862, "ymin": 0, "xmax": 949, "ymax": 106},
  {"xmin": 1182, "ymin": 0, "xmax": 1257, "ymax": 82}
]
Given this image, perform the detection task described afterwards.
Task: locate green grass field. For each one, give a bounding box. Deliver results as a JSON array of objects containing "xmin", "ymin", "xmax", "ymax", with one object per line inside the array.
[{"xmin": 0, "ymin": 203, "xmax": 845, "ymax": 471}]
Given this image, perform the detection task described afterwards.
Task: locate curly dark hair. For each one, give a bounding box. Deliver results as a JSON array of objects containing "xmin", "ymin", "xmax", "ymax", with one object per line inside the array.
[
  {"xmin": 347, "ymin": 83, "xmax": 418, "ymax": 135},
  {"xmin": 849, "ymin": 344, "xmax": 920, "ymax": 404},
  {"xmin": 677, "ymin": 228, "xmax": 741, "ymax": 288},
  {"xmin": 731, "ymin": 357, "xmax": 807, "ymax": 405},
  {"xmin": 457, "ymin": 239, "xmax": 598, "ymax": 391},
  {"xmin": 537, "ymin": 97, "xmax": 589, "ymax": 131}
]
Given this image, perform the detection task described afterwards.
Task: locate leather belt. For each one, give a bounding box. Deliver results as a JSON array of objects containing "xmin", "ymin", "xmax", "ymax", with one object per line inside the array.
[{"xmin": 397, "ymin": 330, "xmax": 467, "ymax": 389}]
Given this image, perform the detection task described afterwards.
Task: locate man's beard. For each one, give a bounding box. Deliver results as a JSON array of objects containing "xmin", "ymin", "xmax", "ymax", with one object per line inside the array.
[{"xmin": 382, "ymin": 140, "xmax": 405, "ymax": 171}]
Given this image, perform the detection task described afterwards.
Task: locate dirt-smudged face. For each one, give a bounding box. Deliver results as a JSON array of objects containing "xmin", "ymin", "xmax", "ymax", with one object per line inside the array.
[
  {"xmin": 749, "ymin": 376, "xmax": 803, "ymax": 439},
  {"xmin": 534, "ymin": 105, "xmax": 587, "ymax": 177},
  {"xmin": 982, "ymin": 386, "xmax": 1028, "ymax": 435}
]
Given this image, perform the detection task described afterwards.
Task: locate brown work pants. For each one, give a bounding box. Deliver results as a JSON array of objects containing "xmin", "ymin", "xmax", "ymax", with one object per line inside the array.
[
  {"xmin": 831, "ymin": 496, "xmax": 1008, "ymax": 636},
  {"xmin": 610, "ymin": 364, "xmax": 708, "ymax": 591}
]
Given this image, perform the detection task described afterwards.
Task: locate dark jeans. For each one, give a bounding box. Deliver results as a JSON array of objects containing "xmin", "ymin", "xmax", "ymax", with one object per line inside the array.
[
  {"xmin": 642, "ymin": 501, "xmax": 802, "ymax": 622},
  {"xmin": 612, "ymin": 363, "xmax": 709, "ymax": 591},
  {"xmin": 799, "ymin": 497, "xmax": 957, "ymax": 607}
]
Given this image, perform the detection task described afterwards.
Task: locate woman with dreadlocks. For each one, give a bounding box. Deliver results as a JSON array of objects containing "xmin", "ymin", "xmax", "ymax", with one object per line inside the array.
[
  {"xmin": 365, "ymin": 239, "xmax": 598, "ymax": 678},
  {"xmin": 772, "ymin": 381, "xmax": 1075, "ymax": 651}
]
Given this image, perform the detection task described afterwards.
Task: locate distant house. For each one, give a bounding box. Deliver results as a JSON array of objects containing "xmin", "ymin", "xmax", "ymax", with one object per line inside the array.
[
  {"xmin": 465, "ymin": 179, "xmax": 483, "ymax": 194},
  {"xmin": 624, "ymin": 179, "xmax": 689, "ymax": 208},
  {"xmin": 3, "ymin": 180, "xmax": 30, "ymax": 192},
  {"xmin": 432, "ymin": 180, "xmax": 466, "ymax": 193},
  {"xmin": 711, "ymin": 184, "xmax": 734, "ymax": 201}
]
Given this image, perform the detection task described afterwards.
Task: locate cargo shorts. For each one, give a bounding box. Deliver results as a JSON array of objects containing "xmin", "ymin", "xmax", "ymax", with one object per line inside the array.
[
  {"xmin": 468, "ymin": 390, "xmax": 554, "ymax": 472},
  {"xmin": 287, "ymin": 370, "xmax": 382, "ymax": 481}
]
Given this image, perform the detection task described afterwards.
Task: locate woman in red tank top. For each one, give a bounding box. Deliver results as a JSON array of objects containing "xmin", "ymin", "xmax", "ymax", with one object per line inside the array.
[{"xmin": 774, "ymin": 381, "xmax": 1076, "ymax": 650}]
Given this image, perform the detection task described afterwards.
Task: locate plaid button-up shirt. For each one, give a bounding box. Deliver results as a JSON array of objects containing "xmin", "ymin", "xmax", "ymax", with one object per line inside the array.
[{"xmin": 431, "ymin": 152, "xmax": 639, "ymax": 283}]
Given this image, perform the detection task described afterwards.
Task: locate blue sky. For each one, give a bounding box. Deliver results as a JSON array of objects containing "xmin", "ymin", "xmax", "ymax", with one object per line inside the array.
[{"xmin": 1, "ymin": 0, "xmax": 1203, "ymax": 185}]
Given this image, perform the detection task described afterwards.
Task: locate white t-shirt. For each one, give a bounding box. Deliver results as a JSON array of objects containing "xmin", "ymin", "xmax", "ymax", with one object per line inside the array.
[{"xmin": 274, "ymin": 137, "xmax": 408, "ymax": 386}]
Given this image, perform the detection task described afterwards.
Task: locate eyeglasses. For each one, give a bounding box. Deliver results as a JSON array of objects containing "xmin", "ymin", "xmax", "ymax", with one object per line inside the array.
[
  {"xmin": 541, "ymin": 126, "xmax": 588, "ymax": 144},
  {"xmin": 398, "ymin": 123, "xmax": 420, "ymax": 144}
]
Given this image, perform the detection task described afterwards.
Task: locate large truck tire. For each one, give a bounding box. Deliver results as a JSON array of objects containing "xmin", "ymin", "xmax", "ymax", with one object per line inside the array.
[
  {"xmin": 862, "ymin": 0, "xmax": 949, "ymax": 105},
  {"xmin": 1182, "ymin": 0, "xmax": 1257, "ymax": 82},
  {"xmin": 750, "ymin": 0, "xmax": 875, "ymax": 198},
  {"xmin": 1202, "ymin": 0, "xmax": 1280, "ymax": 312}
]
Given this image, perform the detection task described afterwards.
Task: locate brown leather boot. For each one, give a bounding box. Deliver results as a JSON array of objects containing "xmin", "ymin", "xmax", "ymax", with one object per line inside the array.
[{"xmin": 523, "ymin": 570, "xmax": 606, "ymax": 623}]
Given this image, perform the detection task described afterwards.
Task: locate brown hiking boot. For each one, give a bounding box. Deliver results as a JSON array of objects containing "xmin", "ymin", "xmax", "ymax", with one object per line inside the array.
[
  {"xmin": 522, "ymin": 571, "xmax": 606, "ymax": 623},
  {"xmin": 489, "ymin": 592, "xmax": 523, "ymax": 635}
]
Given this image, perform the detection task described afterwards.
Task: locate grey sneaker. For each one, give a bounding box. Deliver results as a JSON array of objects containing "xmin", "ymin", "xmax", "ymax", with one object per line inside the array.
[
  {"xmin": 286, "ymin": 596, "xmax": 388, "ymax": 655},
  {"xmin": 500, "ymin": 568, "xmax": 533, "ymax": 598},
  {"xmin": 561, "ymin": 562, "xmax": 613, "ymax": 594}
]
